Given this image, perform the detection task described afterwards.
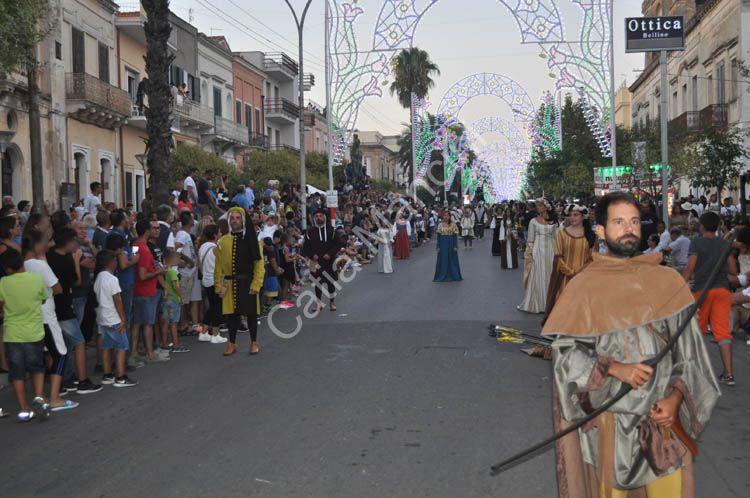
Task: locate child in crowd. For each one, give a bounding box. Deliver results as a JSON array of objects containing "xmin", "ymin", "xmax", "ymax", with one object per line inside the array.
[
  {"xmin": 278, "ymin": 232, "xmax": 295, "ymax": 309},
  {"xmin": 94, "ymin": 250, "xmax": 136, "ymax": 388},
  {"xmin": 262, "ymin": 235, "xmax": 281, "ymax": 312},
  {"xmin": 0, "ymin": 248, "xmax": 50, "ymax": 421},
  {"xmin": 161, "ymin": 249, "xmax": 184, "ymax": 349}
]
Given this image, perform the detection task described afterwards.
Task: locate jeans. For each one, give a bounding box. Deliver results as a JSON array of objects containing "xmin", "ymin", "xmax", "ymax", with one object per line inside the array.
[
  {"xmin": 59, "ymin": 317, "xmax": 85, "ymax": 384},
  {"xmin": 72, "ymin": 296, "xmax": 87, "ymax": 324},
  {"xmin": 120, "ymin": 282, "xmax": 134, "ymax": 334}
]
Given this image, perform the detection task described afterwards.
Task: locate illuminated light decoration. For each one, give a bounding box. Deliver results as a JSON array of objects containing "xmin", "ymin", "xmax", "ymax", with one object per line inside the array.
[
  {"xmin": 579, "ymin": 92, "xmax": 611, "ymax": 157},
  {"xmin": 528, "ymin": 91, "xmax": 562, "ymax": 159},
  {"xmin": 436, "ymin": 73, "xmax": 535, "ymax": 126},
  {"xmin": 543, "ymin": 0, "xmax": 614, "ymax": 156},
  {"xmin": 411, "ymin": 93, "xmax": 442, "ymax": 181}
]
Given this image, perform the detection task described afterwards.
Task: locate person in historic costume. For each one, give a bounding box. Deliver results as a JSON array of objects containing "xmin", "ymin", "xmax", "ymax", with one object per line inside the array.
[
  {"xmin": 392, "ymin": 214, "xmax": 411, "ymax": 259},
  {"xmin": 374, "ymin": 218, "xmax": 394, "ymax": 274},
  {"xmin": 518, "ymin": 199, "xmax": 558, "ymax": 313},
  {"xmin": 543, "ymin": 192, "xmax": 720, "ymax": 498},
  {"xmin": 473, "ymin": 201, "xmax": 487, "ymax": 239},
  {"xmin": 490, "ymin": 205, "xmax": 504, "ymax": 256},
  {"xmin": 544, "ymin": 203, "xmax": 597, "ymax": 319},
  {"xmin": 459, "ymin": 207, "xmax": 476, "ymax": 249},
  {"xmin": 498, "ymin": 204, "xmax": 518, "ymax": 269},
  {"xmin": 303, "ymin": 209, "xmax": 344, "ymax": 312},
  {"xmin": 433, "ymin": 210, "xmax": 462, "ymax": 282},
  {"xmin": 214, "ymin": 207, "xmax": 264, "ymax": 356}
]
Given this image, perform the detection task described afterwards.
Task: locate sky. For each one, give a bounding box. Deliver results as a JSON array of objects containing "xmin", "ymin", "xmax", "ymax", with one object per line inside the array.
[{"xmin": 116, "ymin": 0, "xmax": 647, "ymax": 138}]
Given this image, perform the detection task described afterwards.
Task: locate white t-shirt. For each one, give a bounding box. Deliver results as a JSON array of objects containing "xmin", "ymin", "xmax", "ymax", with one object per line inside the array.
[
  {"xmin": 741, "ymin": 287, "xmax": 750, "ymax": 309},
  {"xmin": 183, "ymin": 176, "xmax": 198, "ymax": 204},
  {"xmin": 199, "ymin": 242, "xmax": 217, "ymax": 287},
  {"xmin": 669, "ymin": 235, "xmax": 691, "ymax": 267},
  {"xmin": 174, "ymin": 230, "xmax": 197, "ymax": 277},
  {"xmin": 24, "ymin": 258, "xmax": 67, "ymax": 354},
  {"xmin": 259, "ymin": 223, "xmax": 278, "ymax": 241},
  {"xmin": 83, "ymin": 193, "xmax": 101, "ymax": 215},
  {"xmin": 93, "ymin": 270, "xmax": 122, "ymax": 327}
]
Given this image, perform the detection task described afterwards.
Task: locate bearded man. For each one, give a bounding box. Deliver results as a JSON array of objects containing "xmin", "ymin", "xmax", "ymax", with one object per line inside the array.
[
  {"xmin": 542, "ymin": 192, "xmax": 720, "ymax": 498},
  {"xmin": 214, "ymin": 207, "xmax": 264, "ymax": 356},
  {"xmin": 303, "ymin": 209, "xmax": 343, "ymax": 312}
]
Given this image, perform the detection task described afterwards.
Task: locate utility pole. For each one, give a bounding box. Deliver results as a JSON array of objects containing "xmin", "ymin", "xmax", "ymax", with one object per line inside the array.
[
  {"xmin": 324, "ymin": 0, "xmax": 334, "ymax": 193},
  {"xmin": 660, "ymin": 50, "xmax": 669, "ymax": 227},
  {"xmin": 609, "ymin": 2, "xmax": 618, "ymax": 192},
  {"xmin": 284, "ymin": 0, "xmax": 313, "ymax": 230}
]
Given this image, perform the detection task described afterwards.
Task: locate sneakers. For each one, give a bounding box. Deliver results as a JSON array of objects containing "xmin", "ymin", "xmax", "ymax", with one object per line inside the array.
[
  {"xmin": 219, "ymin": 325, "xmax": 229, "ymax": 333},
  {"xmin": 145, "ymin": 354, "xmax": 169, "ymax": 363},
  {"xmin": 101, "ymin": 373, "xmax": 115, "ymax": 385},
  {"xmin": 127, "ymin": 356, "xmax": 145, "ymax": 369},
  {"xmin": 76, "ymin": 378, "xmax": 103, "ymax": 394},
  {"xmin": 31, "ymin": 396, "xmax": 50, "ymax": 420},
  {"xmin": 719, "ymin": 374, "xmax": 736, "ymax": 386},
  {"xmin": 171, "ymin": 345, "xmax": 190, "ymax": 353},
  {"xmin": 153, "ymin": 347, "xmax": 171, "ymax": 358},
  {"xmin": 279, "ymin": 301, "xmax": 294, "ymax": 309},
  {"xmin": 113, "ymin": 375, "xmax": 138, "ymax": 388},
  {"xmin": 211, "ymin": 334, "xmax": 228, "ymax": 344},
  {"xmin": 198, "ymin": 332, "xmax": 212, "ymax": 342}
]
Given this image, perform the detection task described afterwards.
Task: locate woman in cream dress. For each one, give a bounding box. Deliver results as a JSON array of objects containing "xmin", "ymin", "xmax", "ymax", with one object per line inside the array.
[{"xmin": 518, "ymin": 199, "xmax": 558, "ymax": 313}]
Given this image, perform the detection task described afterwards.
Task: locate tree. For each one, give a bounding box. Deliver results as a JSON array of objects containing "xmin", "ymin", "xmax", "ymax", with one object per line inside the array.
[
  {"xmin": 170, "ymin": 144, "xmax": 236, "ymax": 184},
  {"xmin": 389, "ymin": 47, "xmax": 440, "ymax": 193},
  {"xmin": 687, "ymin": 125, "xmax": 749, "ymax": 195},
  {"xmin": 141, "ymin": 0, "xmax": 174, "ymax": 208},
  {"xmin": 0, "ymin": 0, "xmax": 54, "ymax": 211}
]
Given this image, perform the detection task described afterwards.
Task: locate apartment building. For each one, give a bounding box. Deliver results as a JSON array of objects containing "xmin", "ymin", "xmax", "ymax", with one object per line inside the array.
[
  {"xmin": 357, "ymin": 131, "xmax": 398, "ymax": 182},
  {"xmin": 304, "ymin": 100, "xmax": 329, "ymax": 154},
  {"xmin": 232, "ymin": 53, "xmax": 266, "ymax": 156}
]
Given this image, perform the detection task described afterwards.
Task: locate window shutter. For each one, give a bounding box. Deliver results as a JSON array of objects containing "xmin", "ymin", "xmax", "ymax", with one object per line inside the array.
[
  {"xmin": 72, "ymin": 28, "xmax": 85, "ymax": 74},
  {"xmin": 194, "ymin": 78, "xmax": 201, "ymax": 103},
  {"xmin": 98, "ymin": 43, "xmax": 109, "ymax": 83}
]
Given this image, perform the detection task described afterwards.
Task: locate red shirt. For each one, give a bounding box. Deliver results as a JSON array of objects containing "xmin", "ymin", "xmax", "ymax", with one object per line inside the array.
[{"xmin": 133, "ymin": 241, "xmax": 157, "ymax": 297}]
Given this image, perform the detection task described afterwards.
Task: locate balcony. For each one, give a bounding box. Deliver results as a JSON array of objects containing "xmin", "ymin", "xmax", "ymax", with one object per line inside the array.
[
  {"xmin": 699, "ymin": 104, "xmax": 728, "ymax": 129},
  {"xmin": 172, "ymin": 100, "xmax": 215, "ymax": 133},
  {"xmin": 65, "ymin": 73, "xmax": 131, "ymax": 129},
  {"xmin": 214, "ymin": 116, "xmax": 250, "ymax": 145},
  {"xmin": 304, "ymin": 113, "xmax": 315, "ymax": 129},
  {"xmin": 268, "ymin": 143, "xmax": 300, "ymax": 154},
  {"xmin": 264, "ymin": 53, "xmax": 298, "ymax": 81},
  {"xmin": 249, "ymin": 133, "xmax": 268, "ymax": 149},
  {"xmin": 669, "ymin": 111, "xmax": 699, "ymax": 134},
  {"xmin": 265, "ymin": 98, "xmax": 299, "ymax": 125}
]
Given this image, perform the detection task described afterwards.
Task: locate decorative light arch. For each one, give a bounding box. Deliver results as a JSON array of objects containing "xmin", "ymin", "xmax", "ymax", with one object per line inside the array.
[{"xmin": 436, "ymin": 73, "xmax": 535, "ymax": 125}]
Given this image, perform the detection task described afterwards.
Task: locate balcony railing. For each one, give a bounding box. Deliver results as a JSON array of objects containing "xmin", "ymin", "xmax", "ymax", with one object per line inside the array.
[
  {"xmin": 268, "ymin": 143, "xmax": 300, "ymax": 154},
  {"xmin": 265, "ymin": 98, "xmax": 300, "ymax": 121},
  {"xmin": 264, "ymin": 53, "xmax": 298, "ymax": 76},
  {"xmin": 249, "ymin": 133, "xmax": 268, "ymax": 148},
  {"xmin": 699, "ymin": 103, "xmax": 728, "ymax": 128},
  {"xmin": 214, "ymin": 116, "xmax": 250, "ymax": 145},
  {"xmin": 172, "ymin": 100, "xmax": 214, "ymax": 128},
  {"xmin": 669, "ymin": 111, "xmax": 699, "ymax": 133},
  {"xmin": 65, "ymin": 72, "xmax": 131, "ymax": 116}
]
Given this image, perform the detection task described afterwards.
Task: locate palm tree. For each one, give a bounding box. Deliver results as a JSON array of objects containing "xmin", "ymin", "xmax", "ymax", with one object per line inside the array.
[
  {"xmin": 142, "ymin": 0, "xmax": 174, "ymax": 208},
  {"xmin": 389, "ymin": 48, "xmax": 440, "ymax": 196}
]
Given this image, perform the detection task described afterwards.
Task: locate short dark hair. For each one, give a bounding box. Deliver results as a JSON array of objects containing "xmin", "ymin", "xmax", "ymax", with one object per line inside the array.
[
  {"xmin": 90, "ymin": 181, "xmax": 101, "ymax": 192},
  {"xmin": 135, "ymin": 219, "xmax": 151, "ymax": 236},
  {"xmin": 52, "ymin": 227, "xmax": 76, "ymax": 248},
  {"xmin": 110, "ymin": 209, "xmax": 126, "ymax": 229},
  {"xmin": 96, "ymin": 210, "xmax": 110, "ymax": 227},
  {"xmin": 201, "ymin": 224, "xmax": 219, "ymax": 241},
  {"xmin": 595, "ymin": 192, "xmax": 639, "ymax": 227},
  {"xmin": 50, "ymin": 210, "xmax": 70, "ymax": 233},
  {"xmin": 205, "ymin": 169, "xmax": 213, "ymax": 176},
  {"xmin": 105, "ymin": 233, "xmax": 126, "ymax": 252},
  {"xmin": 95, "ymin": 249, "xmax": 116, "ymax": 272},
  {"xmin": 17, "ymin": 200, "xmax": 29, "ymax": 212},
  {"xmin": 189, "ymin": 167, "xmax": 199, "ymax": 174},
  {"xmin": 1, "ymin": 247, "xmax": 24, "ymax": 271},
  {"xmin": 648, "ymin": 234, "xmax": 660, "ymax": 244},
  {"xmin": 0, "ymin": 216, "xmax": 17, "ymax": 239},
  {"xmin": 699, "ymin": 211, "xmax": 720, "ymax": 232},
  {"xmin": 180, "ymin": 211, "xmax": 193, "ymax": 227},
  {"xmin": 670, "ymin": 227, "xmax": 682, "ymax": 236},
  {"xmin": 21, "ymin": 229, "xmax": 44, "ymax": 257}
]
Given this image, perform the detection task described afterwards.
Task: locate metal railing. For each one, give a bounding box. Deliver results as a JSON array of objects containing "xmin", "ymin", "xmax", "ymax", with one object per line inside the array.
[
  {"xmin": 172, "ymin": 99, "xmax": 214, "ymax": 127},
  {"xmin": 214, "ymin": 116, "xmax": 250, "ymax": 145},
  {"xmin": 265, "ymin": 98, "xmax": 300, "ymax": 121},
  {"xmin": 669, "ymin": 111, "xmax": 699, "ymax": 133},
  {"xmin": 267, "ymin": 143, "xmax": 300, "ymax": 154},
  {"xmin": 699, "ymin": 103, "xmax": 728, "ymax": 128},
  {"xmin": 65, "ymin": 72, "xmax": 131, "ymax": 116},
  {"xmin": 264, "ymin": 53, "xmax": 298, "ymax": 76}
]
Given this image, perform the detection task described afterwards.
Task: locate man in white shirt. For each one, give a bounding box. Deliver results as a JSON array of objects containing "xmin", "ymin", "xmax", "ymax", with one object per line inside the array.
[
  {"xmin": 183, "ymin": 168, "xmax": 199, "ymax": 209},
  {"xmin": 721, "ymin": 196, "xmax": 738, "ymax": 216},
  {"xmin": 173, "ymin": 212, "xmax": 200, "ymax": 331},
  {"xmin": 662, "ymin": 226, "xmax": 690, "ymax": 273},
  {"xmin": 83, "ymin": 182, "xmax": 104, "ymax": 215},
  {"xmin": 655, "ymin": 220, "xmax": 671, "ymax": 251},
  {"xmin": 258, "ymin": 214, "xmax": 279, "ymax": 241},
  {"xmin": 245, "ymin": 179, "xmax": 255, "ymax": 207}
]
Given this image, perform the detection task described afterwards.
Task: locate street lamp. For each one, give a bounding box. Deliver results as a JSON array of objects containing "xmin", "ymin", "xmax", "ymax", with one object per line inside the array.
[{"xmin": 284, "ymin": 0, "xmax": 313, "ymax": 230}]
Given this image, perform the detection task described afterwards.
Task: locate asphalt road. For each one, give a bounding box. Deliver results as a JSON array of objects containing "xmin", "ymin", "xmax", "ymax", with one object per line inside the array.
[{"xmin": 1, "ymin": 233, "xmax": 748, "ymax": 498}]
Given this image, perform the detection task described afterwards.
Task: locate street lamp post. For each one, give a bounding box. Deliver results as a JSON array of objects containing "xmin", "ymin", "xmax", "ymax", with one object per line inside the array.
[{"xmin": 284, "ymin": 0, "xmax": 313, "ymax": 230}]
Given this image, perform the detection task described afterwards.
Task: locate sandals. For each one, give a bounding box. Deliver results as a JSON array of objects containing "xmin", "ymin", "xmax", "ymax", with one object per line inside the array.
[
  {"xmin": 31, "ymin": 397, "xmax": 50, "ymax": 421},
  {"xmin": 51, "ymin": 400, "xmax": 80, "ymax": 412}
]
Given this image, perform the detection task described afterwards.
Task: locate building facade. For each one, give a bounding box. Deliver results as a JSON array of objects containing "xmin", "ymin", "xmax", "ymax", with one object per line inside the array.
[
  {"xmin": 614, "ymin": 86, "xmax": 632, "ymax": 129},
  {"xmin": 357, "ymin": 131, "xmax": 398, "ymax": 183},
  {"xmin": 304, "ymin": 100, "xmax": 328, "ymax": 154},
  {"xmin": 232, "ymin": 52, "xmax": 266, "ymax": 156}
]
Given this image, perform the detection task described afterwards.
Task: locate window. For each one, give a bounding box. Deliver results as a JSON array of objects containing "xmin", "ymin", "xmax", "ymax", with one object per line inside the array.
[
  {"xmin": 98, "ymin": 42, "xmax": 109, "ymax": 83},
  {"xmin": 255, "ymin": 109, "xmax": 262, "ymax": 135},
  {"xmin": 188, "ymin": 75, "xmax": 200, "ymax": 102},
  {"xmin": 55, "ymin": 41, "xmax": 62, "ymax": 60},
  {"xmin": 681, "ymin": 84, "xmax": 687, "ymax": 114},
  {"xmin": 213, "ymin": 87, "xmax": 222, "ymax": 117},
  {"xmin": 672, "ymin": 90, "xmax": 677, "ymax": 117},
  {"xmin": 71, "ymin": 28, "xmax": 85, "ymax": 73},
  {"xmin": 235, "ymin": 100, "xmax": 242, "ymax": 123},
  {"xmin": 731, "ymin": 59, "xmax": 738, "ymax": 100},
  {"xmin": 692, "ymin": 75, "xmax": 698, "ymax": 111},
  {"xmin": 275, "ymin": 130, "xmax": 280, "ymax": 147},
  {"xmin": 127, "ymin": 73, "xmax": 137, "ymax": 101},
  {"xmin": 707, "ymin": 75, "xmax": 713, "ymax": 104},
  {"xmin": 245, "ymin": 104, "xmax": 252, "ymax": 130},
  {"xmin": 716, "ymin": 61, "xmax": 725, "ymax": 104},
  {"xmin": 125, "ymin": 172, "xmax": 133, "ymax": 204},
  {"xmin": 170, "ymin": 65, "xmax": 184, "ymax": 87}
]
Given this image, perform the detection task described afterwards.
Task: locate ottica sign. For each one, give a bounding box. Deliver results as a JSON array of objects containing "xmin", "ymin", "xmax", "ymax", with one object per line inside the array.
[{"xmin": 625, "ymin": 16, "xmax": 684, "ymax": 52}]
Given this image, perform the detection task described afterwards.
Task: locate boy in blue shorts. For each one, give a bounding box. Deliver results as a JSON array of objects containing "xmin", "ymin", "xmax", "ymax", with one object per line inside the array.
[
  {"xmin": 0, "ymin": 248, "xmax": 50, "ymax": 420},
  {"xmin": 161, "ymin": 249, "xmax": 186, "ymax": 351},
  {"xmin": 93, "ymin": 250, "xmax": 136, "ymax": 387}
]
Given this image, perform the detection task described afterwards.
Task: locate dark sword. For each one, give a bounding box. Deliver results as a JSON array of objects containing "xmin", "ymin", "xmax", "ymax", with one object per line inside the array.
[{"xmin": 490, "ymin": 241, "xmax": 732, "ymax": 475}]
